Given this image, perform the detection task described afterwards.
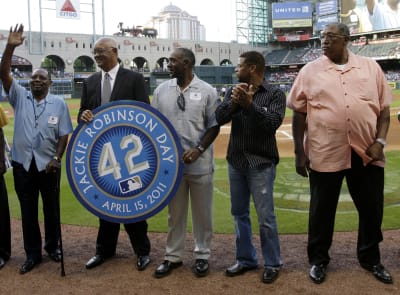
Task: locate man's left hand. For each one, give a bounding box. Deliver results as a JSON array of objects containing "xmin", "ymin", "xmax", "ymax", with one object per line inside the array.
[
  {"xmin": 366, "ymin": 142, "xmax": 384, "ymax": 161},
  {"xmin": 231, "ymin": 83, "xmax": 255, "ymax": 109},
  {"xmin": 46, "ymin": 159, "xmax": 61, "ymax": 173},
  {"xmin": 182, "ymin": 148, "xmax": 201, "ymax": 164}
]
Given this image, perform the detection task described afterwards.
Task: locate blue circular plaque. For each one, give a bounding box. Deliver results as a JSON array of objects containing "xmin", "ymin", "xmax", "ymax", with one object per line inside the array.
[{"xmin": 66, "ymin": 101, "xmax": 183, "ymax": 223}]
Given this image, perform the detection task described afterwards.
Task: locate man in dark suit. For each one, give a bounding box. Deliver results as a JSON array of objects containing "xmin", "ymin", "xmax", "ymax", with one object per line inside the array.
[{"xmin": 78, "ymin": 37, "xmax": 151, "ymax": 271}]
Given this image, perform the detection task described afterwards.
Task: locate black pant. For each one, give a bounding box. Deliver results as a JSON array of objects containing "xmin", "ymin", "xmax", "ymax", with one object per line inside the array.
[
  {"xmin": 0, "ymin": 175, "xmax": 11, "ymax": 261},
  {"xmin": 13, "ymin": 160, "xmax": 61, "ymax": 262},
  {"xmin": 308, "ymin": 151, "xmax": 384, "ymax": 267},
  {"xmin": 96, "ymin": 218, "xmax": 150, "ymax": 257}
]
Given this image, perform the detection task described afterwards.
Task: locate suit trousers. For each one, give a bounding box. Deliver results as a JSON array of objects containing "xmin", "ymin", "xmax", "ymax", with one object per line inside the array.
[
  {"xmin": 13, "ymin": 159, "xmax": 61, "ymax": 262},
  {"xmin": 95, "ymin": 218, "xmax": 150, "ymax": 257},
  {"xmin": 307, "ymin": 150, "xmax": 384, "ymax": 267},
  {"xmin": 0, "ymin": 175, "xmax": 11, "ymax": 261}
]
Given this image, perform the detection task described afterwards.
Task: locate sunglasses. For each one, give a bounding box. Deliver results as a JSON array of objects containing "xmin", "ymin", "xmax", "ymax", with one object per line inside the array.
[{"xmin": 177, "ymin": 93, "xmax": 185, "ymax": 111}]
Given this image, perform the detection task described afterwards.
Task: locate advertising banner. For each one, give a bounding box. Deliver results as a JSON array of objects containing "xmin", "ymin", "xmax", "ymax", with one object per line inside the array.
[
  {"xmin": 272, "ymin": 2, "xmax": 313, "ymax": 20},
  {"xmin": 56, "ymin": 0, "xmax": 80, "ymax": 19}
]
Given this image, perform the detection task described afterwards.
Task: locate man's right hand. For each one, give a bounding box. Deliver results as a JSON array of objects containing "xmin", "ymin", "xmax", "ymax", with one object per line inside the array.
[
  {"xmin": 8, "ymin": 24, "xmax": 25, "ymax": 47},
  {"xmin": 80, "ymin": 110, "xmax": 94, "ymax": 123}
]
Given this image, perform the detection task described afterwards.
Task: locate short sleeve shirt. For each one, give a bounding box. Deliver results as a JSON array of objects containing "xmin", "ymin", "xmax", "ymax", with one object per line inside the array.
[
  {"xmin": 287, "ymin": 51, "xmax": 392, "ymax": 172},
  {"xmin": 7, "ymin": 79, "xmax": 73, "ymax": 171},
  {"xmin": 152, "ymin": 75, "xmax": 220, "ymax": 175}
]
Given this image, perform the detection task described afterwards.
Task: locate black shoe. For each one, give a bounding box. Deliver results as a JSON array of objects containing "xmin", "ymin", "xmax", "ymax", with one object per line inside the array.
[
  {"xmin": 309, "ymin": 264, "xmax": 326, "ymax": 284},
  {"xmin": 48, "ymin": 249, "xmax": 62, "ymax": 263},
  {"xmin": 19, "ymin": 259, "xmax": 41, "ymax": 274},
  {"xmin": 361, "ymin": 263, "xmax": 393, "ymax": 284},
  {"xmin": 262, "ymin": 268, "xmax": 280, "ymax": 284},
  {"xmin": 225, "ymin": 263, "xmax": 258, "ymax": 277},
  {"xmin": 154, "ymin": 260, "xmax": 183, "ymax": 278},
  {"xmin": 86, "ymin": 254, "xmax": 105, "ymax": 269},
  {"xmin": 136, "ymin": 255, "xmax": 151, "ymax": 271},
  {"xmin": 0, "ymin": 257, "xmax": 5, "ymax": 269},
  {"xmin": 192, "ymin": 259, "xmax": 209, "ymax": 277}
]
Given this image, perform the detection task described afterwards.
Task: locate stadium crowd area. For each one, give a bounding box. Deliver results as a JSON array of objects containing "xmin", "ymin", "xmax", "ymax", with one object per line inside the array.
[{"xmin": 265, "ymin": 37, "xmax": 400, "ymax": 88}]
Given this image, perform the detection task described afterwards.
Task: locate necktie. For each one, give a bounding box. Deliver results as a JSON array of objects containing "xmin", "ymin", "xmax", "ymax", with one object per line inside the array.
[{"xmin": 102, "ymin": 72, "xmax": 111, "ymax": 105}]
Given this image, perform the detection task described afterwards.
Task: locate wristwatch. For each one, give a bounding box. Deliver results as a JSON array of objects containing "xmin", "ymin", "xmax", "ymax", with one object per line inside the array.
[
  {"xmin": 375, "ymin": 138, "xmax": 386, "ymax": 148},
  {"xmin": 196, "ymin": 145, "xmax": 205, "ymax": 153},
  {"xmin": 53, "ymin": 156, "xmax": 61, "ymax": 162}
]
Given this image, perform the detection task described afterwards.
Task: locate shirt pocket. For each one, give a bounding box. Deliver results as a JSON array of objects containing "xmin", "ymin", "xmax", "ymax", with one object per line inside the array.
[
  {"xmin": 356, "ymin": 78, "xmax": 373, "ymax": 101},
  {"xmin": 185, "ymin": 99, "xmax": 204, "ymax": 122}
]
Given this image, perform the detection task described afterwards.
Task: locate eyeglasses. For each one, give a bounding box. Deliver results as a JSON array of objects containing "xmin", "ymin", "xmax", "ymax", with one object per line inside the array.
[
  {"xmin": 30, "ymin": 74, "xmax": 49, "ymax": 81},
  {"xmin": 92, "ymin": 47, "xmax": 116, "ymax": 55},
  {"xmin": 177, "ymin": 93, "xmax": 185, "ymax": 111},
  {"xmin": 320, "ymin": 33, "xmax": 345, "ymax": 41}
]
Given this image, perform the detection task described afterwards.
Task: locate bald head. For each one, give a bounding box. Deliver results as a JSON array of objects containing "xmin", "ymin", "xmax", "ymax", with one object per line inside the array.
[
  {"xmin": 95, "ymin": 37, "xmax": 117, "ymax": 49},
  {"xmin": 93, "ymin": 37, "xmax": 119, "ymax": 71}
]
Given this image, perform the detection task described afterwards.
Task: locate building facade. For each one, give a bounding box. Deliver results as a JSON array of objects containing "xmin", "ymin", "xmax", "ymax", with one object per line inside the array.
[{"xmin": 148, "ymin": 3, "xmax": 206, "ymax": 41}]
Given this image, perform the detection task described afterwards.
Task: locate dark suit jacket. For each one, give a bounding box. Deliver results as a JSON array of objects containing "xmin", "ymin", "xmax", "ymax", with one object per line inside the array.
[
  {"xmin": 78, "ymin": 67, "xmax": 149, "ymax": 122},
  {"xmin": 77, "ymin": 67, "xmax": 151, "ymax": 256}
]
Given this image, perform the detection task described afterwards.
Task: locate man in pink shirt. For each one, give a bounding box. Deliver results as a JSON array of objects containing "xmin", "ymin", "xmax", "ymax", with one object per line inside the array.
[{"xmin": 287, "ymin": 22, "xmax": 393, "ymax": 284}]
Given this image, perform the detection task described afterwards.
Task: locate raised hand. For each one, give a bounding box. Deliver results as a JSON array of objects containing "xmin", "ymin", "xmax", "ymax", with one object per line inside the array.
[{"xmin": 8, "ymin": 24, "xmax": 25, "ymax": 47}]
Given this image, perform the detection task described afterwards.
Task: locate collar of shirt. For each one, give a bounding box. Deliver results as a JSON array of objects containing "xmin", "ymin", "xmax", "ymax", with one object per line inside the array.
[
  {"xmin": 168, "ymin": 74, "xmax": 201, "ymax": 92},
  {"xmin": 321, "ymin": 51, "xmax": 361, "ymax": 72},
  {"xmin": 26, "ymin": 92, "xmax": 55, "ymax": 105},
  {"xmin": 102, "ymin": 64, "xmax": 119, "ymax": 82}
]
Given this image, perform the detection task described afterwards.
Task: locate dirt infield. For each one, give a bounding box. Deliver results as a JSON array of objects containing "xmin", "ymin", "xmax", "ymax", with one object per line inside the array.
[{"xmin": 1, "ymin": 219, "xmax": 399, "ymax": 295}]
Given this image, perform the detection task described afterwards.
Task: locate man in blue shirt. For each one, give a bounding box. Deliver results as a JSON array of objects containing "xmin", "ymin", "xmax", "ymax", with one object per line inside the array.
[{"xmin": 0, "ymin": 24, "xmax": 73, "ymax": 274}]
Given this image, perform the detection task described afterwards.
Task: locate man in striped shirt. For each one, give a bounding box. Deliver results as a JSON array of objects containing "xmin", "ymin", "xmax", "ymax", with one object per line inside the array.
[{"xmin": 215, "ymin": 51, "xmax": 286, "ymax": 284}]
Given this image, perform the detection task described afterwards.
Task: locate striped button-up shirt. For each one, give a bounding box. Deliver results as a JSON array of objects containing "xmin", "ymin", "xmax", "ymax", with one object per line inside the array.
[{"xmin": 215, "ymin": 81, "xmax": 286, "ymax": 169}]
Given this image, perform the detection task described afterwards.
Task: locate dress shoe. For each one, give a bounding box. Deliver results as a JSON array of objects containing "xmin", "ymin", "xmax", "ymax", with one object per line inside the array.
[
  {"xmin": 86, "ymin": 254, "xmax": 105, "ymax": 269},
  {"xmin": 192, "ymin": 259, "xmax": 209, "ymax": 277},
  {"xmin": 225, "ymin": 263, "xmax": 258, "ymax": 277},
  {"xmin": 136, "ymin": 255, "xmax": 151, "ymax": 271},
  {"xmin": 361, "ymin": 263, "xmax": 393, "ymax": 284},
  {"xmin": 19, "ymin": 259, "xmax": 41, "ymax": 274},
  {"xmin": 154, "ymin": 260, "xmax": 183, "ymax": 278},
  {"xmin": 262, "ymin": 268, "xmax": 280, "ymax": 284},
  {"xmin": 0, "ymin": 257, "xmax": 5, "ymax": 269},
  {"xmin": 48, "ymin": 249, "xmax": 62, "ymax": 263},
  {"xmin": 309, "ymin": 264, "xmax": 326, "ymax": 284}
]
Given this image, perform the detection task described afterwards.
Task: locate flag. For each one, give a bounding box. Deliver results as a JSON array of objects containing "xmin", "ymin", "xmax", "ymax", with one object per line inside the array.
[
  {"xmin": 195, "ymin": 43, "xmax": 203, "ymax": 53},
  {"xmin": 65, "ymin": 37, "xmax": 76, "ymax": 43}
]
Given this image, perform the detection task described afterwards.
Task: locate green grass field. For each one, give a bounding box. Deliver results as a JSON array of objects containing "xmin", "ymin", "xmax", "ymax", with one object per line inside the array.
[{"xmin": 2, "ymin": 98, "xmax": 400, "ymax": 234}]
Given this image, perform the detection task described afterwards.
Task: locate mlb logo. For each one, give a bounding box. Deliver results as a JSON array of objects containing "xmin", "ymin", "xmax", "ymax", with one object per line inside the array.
[{"xmin": 119, "ymin": 176, "xmax": 143, "ymax": 194}]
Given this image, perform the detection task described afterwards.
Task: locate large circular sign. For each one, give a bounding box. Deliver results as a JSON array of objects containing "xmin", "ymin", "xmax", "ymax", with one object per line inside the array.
[{"xmin": 66, "ymin": 101, "xmax": 183, "ymax": 223}]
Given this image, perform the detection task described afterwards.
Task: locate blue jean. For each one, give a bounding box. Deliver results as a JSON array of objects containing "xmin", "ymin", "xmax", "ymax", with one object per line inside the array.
[{"xmin": 228, "ymin": 163, "xmax": 282, "ymax": 269}]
